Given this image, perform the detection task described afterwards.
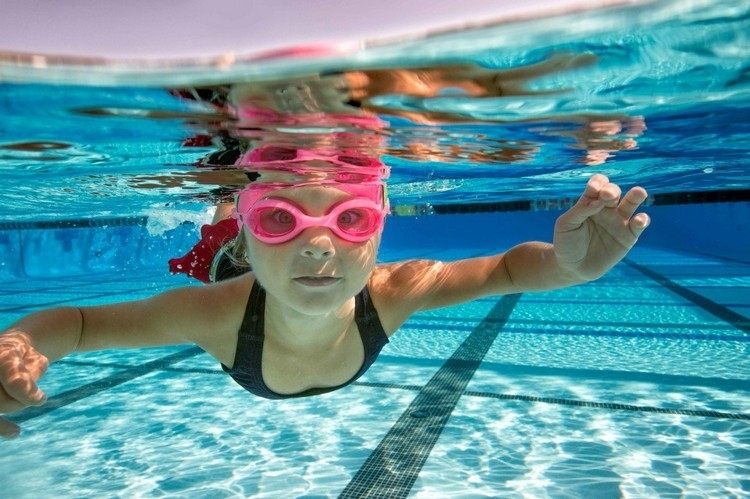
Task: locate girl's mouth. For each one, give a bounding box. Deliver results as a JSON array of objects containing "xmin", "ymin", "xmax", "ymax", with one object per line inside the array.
[{"xmin": 293, "ymin": 276, "xmax": 342, "ymax": 287}]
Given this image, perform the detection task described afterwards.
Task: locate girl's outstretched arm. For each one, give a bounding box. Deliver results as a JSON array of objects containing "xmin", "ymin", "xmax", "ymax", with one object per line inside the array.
[
  {"xmin": 375, "ymin": 175, "xmax": 649, "ymax": 314},
  {"xmin": 0, "ymin": 274, "xmax": 250, "ymax": 438}
]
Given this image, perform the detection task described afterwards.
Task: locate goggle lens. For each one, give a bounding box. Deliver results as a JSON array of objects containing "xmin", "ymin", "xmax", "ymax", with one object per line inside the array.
[
  {"xmin": 336, "ymin": 207, "xmax": 379, "ymax": 235},
  {"xmin": 256, "ymin": 207, "xmax": 296, "ymax": 236},
  {"xmin": 246, "ymin": 198, "xmax": 383, "ymax": 244}
]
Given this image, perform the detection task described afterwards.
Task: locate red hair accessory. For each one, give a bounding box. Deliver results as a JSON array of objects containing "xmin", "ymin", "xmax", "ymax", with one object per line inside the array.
[{"xmin": 168, "ymin": 218, "xmax": 239, "ymax": 283}]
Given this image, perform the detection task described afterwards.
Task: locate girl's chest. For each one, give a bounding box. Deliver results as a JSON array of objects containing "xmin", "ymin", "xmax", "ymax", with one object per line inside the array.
[{"xmin": 260, "ymin": 325, "xmax": 365, "ymax": 395}]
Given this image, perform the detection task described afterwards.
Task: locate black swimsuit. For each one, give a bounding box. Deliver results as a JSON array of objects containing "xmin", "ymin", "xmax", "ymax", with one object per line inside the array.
[{"xmin": 221, "ymin": 281, "xmax": 389, "ymax": 399}]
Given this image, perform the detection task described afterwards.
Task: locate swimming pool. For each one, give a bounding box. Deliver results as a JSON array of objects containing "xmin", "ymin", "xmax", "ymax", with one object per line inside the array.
[
  {"xmin": 1, "ymin": 217, "xmax": 748, "ymax": 497},
  {"xmin": 1, "ymin": 1, "xmax": 749, "ymax": 497}
]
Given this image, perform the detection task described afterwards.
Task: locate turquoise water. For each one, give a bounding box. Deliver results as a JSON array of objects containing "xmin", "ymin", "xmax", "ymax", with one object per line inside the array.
[
  {"xmin": 1, "ymin": 1, "xmax": 749, "ymax": 497},
  {"xmin": 1, "ymin": 242, "xmax": 748, "ymax": 497}
]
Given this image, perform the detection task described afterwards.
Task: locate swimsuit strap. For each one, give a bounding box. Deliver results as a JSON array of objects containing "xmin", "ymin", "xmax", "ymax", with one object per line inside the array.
[
  {"xmin": 221, "ymin": 280, "xmax": 267, "ymax": 393},
  {"xmin": 354, "ymin": 285, "xmax": 389, "ymax": 365},
  {"xmin": 239, "ymin": 280, "xmax": 265, "ymax": 340}
]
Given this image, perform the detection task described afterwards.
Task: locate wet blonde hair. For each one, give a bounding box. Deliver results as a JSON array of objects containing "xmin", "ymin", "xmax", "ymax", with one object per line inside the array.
[{"xmin": 224, "ymin": 226, "xmax": 252, "ymax": 270}]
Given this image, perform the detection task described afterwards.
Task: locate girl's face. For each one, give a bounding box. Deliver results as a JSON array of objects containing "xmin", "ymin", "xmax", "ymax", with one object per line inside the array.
[{"xmin": 244, "ymin": 185, "xmax": 382, "ymax": 315}]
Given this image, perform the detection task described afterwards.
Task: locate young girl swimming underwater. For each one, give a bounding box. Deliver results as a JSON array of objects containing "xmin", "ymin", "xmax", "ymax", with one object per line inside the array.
[{"xmin": 0, "ymin": 173, "xmax": 649, "ymax": 438}]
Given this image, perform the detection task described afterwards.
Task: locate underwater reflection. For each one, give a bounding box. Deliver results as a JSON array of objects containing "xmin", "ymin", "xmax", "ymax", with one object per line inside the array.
[
  {"xmin": 123, "ymin": 54, "xmax": 647, "ymax": 283},
  {"xmin": 123, "ymin": 53, "xmax": 645, "ymax": 199}
]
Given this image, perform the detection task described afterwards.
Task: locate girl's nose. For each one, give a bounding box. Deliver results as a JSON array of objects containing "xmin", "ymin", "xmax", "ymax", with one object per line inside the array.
[{"xmin": 298, "ymin": 228, "xmax": 336, "ymax": 259}]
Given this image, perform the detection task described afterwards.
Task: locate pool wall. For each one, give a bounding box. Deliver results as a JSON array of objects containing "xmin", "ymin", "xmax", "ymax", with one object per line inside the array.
[
  {"xmin": 383, "ymin": 201, "xmax": 749, "ymax": 262},
  {"xmin": 0, "ymin": 200, "xmax": 747, "ymax": 279}
]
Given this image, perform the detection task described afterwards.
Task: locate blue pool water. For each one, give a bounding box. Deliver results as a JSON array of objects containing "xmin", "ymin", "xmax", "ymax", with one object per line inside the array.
[
  {"xmin": 1, "ymin": 210, "xmax": 748, "ymax": 497},
  {"xmin": 1, "ymin": 0, "xmax": 749, "ymax": 497}
]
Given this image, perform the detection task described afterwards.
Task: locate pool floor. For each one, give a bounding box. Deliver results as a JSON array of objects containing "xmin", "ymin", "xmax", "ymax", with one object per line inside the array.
[{"xmin": 1, "ymin": 245, "xmax": 748, "ymax": 498}]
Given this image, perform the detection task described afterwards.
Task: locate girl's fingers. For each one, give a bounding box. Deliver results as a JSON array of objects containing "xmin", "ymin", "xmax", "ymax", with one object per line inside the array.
[
  {"xmin": 0, "ymin": 356, "xmax": 46, "ymax": 407},
  {"xmin": 25, "ymin": 352, "xmax": 49, "ymax": 382},
  {"xmin": 581, "ymin": 173, "xmax": 609, "ymax": 200},
  {"xmin": 560, "ymin": 175, "xmax": 650, "ymax": 239},
  {"xmin": 617, "ymin": 186, "xmax": 648, "ymax": 219},
  {"xmin": 600, "ymin": 183, "xmax": 621, "ymax": 208},
  {"xmin": 557, "ymin": 174, "xmax": 611, "ymax": 230},
  {"xmin": 0, "ymin": 335, "xmax": 48, "ymax": 407},
  {"xmin": 629, "ymin": 213, "xmax": 650, "ymax": 238},
  {"xmin": 582, "ymin": 174, "xmax": 620, "ymax": 208},
  {"xmin": 25, "ymin": 355, "xmax": 49, "ymax": 405}
]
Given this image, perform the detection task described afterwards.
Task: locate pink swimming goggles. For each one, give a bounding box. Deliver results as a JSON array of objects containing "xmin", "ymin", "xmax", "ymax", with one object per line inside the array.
[{"xmin": 234, "ymin": 182, "xmax": 388, "ymax": 244}]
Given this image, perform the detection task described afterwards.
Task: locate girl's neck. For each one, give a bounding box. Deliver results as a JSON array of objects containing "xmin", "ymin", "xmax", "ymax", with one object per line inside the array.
[{"xmin": 263, "ymin": 293, "xmax": 356, "ymax": 352}]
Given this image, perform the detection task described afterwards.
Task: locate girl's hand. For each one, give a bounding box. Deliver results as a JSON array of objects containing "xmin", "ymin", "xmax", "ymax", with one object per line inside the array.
[
  {"xmin": 553, "ymin": 174, "xmax": 650, "ymax": 282},
  {"xmin": 0, "ymin": 331, "xmax": 49, "ymax": 439}
]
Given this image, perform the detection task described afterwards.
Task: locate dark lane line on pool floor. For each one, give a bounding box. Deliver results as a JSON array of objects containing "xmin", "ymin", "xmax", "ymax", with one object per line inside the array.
[
  {"xmin": 55, "ymin": 355, "xmax": 750, "ymax": 402},
  {"xmin": 355, "ymin": 382, "xmax": 750, "ymax": 420},
  {"xmin": 7, "ymin": 347, "xmax": 204, "ymax": 424},
  {"xmin": 338, "ymin": 293, "xmax": 522, "ymax": 499},
  {"xmin": 0, "ymin": 270, "xmax": 171, "ymax": 296},
  {"xmin": 57, "ymin": 354, "xmax": 749, "ymax": 393},
  {"xmin": 403, "ymin": 322, "xmax": 748, "ymax": 342},
  {"xmin": 625, "ymin": 259, "xmax": 750, "ymax": 335},
  {"xmin": 459, "ymin": 391, "xmax": 750, "ymax": 420},
  {"xmin": 408, "ymin": 315, "xmax": 743, "ymax": 333},
  {"xmin": 40, "ymin": 357, "xmax": 750, "ymax": 423}
]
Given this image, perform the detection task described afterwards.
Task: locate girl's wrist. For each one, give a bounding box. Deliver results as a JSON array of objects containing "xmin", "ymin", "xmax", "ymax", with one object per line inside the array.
[{"xmin": 550, "ymin": 248, "xmax": 591, "ymax": 286}]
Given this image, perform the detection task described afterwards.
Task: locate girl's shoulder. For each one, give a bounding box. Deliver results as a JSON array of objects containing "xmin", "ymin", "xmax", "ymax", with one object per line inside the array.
[
  {"xmin": 209, "ymin": 270, "xmax": 255, "ymax": 300},
  {"xmin": 170, "ymin": 272, "xmax": 255, "ymax": 364},
  {"xmin": 203, "ymin": 272, "xmax": 256, "ymax": 331},
  {"xmin": 370, "ymin": 260, "xmax": 440, "ymax": 295},
  {"xmin": 367, "ymin": 260, "xmax": 440, "ymax": 336},
  {"xmin": 167, "ymin": 271, "xmax": 254, "ymax": 315}
]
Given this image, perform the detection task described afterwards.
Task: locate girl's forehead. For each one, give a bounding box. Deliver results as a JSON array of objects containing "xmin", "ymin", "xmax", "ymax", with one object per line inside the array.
[{"xmin": 266, "ymin": 185, "xmax": 351, "ymax": 204}]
